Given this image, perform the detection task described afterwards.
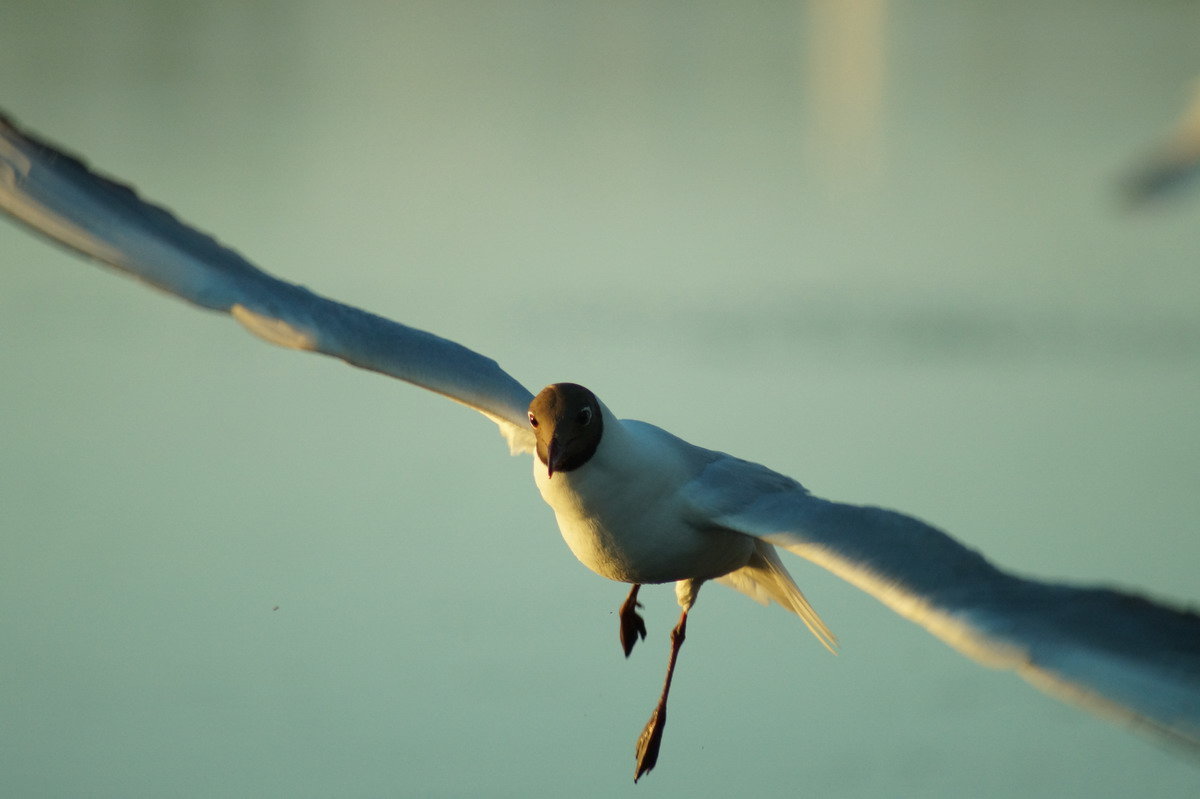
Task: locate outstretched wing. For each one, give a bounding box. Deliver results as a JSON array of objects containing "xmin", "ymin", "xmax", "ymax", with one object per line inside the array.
[
  {"xmin": 0, "ymin": 114, "xmax": 535, "ymax": 454},
  {"xmin": 683, "ymin": 454, "xmax": 1200, "ymax": 752},
  {"xmin": 1121, "ymin": 78, "xmax": 1200, "ymax": 206}
]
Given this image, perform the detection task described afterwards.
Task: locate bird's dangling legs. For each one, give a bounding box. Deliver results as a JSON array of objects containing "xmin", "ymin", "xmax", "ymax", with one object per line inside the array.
[
  {"xmin": 633, "ymin": 606, "xmax": 688, "ymax": 783},
  {"xmin": 619, "ymin": 584, "xmax": 647, "ymax": 657}
]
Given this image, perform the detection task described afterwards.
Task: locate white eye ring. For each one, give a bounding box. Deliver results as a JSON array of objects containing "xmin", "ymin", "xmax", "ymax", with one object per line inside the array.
[
  {"xmin": 528, "ymin": 412, "xmax": 539, "ymax": 428},
  {"xmin": 577, "ymin": 407, "xmax": 593, "ymax": 426}
]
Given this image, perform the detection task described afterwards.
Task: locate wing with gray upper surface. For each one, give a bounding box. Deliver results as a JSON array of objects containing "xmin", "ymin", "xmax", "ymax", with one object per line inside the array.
[
  {"xmin": 0, "ymin": 113, "xmax": 535, "ymax": 454},
  {"xmin": 681, "ymin": 454, "xmax": 1200, "ymax": 753}
]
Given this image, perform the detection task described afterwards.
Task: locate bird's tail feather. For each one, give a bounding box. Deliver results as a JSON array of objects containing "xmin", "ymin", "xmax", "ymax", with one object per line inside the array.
[{"xmin": 716, "ymin": 542, "xmax": 838, "ymax": 653}]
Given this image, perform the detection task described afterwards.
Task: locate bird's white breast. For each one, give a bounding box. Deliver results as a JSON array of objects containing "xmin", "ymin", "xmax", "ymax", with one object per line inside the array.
[{"xmin": 533, "ymin": 412, "xmax": 755, "ymax": 585}]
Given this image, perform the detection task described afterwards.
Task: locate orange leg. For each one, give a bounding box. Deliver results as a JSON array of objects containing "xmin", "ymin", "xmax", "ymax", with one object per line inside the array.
[{"xmin": 633, "ymin": 607, "xmax": 688, "ymax": 782}]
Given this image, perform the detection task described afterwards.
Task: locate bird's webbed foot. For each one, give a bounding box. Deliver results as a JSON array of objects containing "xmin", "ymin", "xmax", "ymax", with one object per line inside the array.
[
  {"xmin": 619, "ymin": 584, "xmax": 647, "ymax": 657},
  {"xmin": 633, "ymin": 701, "xmax": 666, "ymax": 783}
]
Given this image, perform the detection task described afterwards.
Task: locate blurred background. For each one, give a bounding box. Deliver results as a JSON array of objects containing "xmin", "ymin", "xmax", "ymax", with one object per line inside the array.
[{"xmin": 2, "ymin": 2, "xmax": 1198, "ymax": 796}]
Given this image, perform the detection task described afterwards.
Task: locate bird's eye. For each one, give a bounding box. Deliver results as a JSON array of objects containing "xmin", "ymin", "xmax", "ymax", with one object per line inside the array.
[
  {"xmin": 577, "ymin": 407, "xmax": 593, "ymax": 426},
  {"xmin": 528, "ymin": 412, "xmax": 539, "ymax": 428}
]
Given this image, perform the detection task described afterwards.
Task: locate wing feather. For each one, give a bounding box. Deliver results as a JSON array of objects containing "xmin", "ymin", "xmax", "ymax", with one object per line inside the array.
[
  {"xmin": 684, "ymin": 454, "xmax": 1200, "ymax": 752},
  {"xmin": 0, "ymin": 114, "xmax": 534, "ymax": 454}
]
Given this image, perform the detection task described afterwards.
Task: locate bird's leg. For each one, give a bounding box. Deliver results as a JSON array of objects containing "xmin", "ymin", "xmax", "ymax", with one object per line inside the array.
[
  {"xmin": 633, "ymin": 607, "xmax": 688, "ymax": 783},
  {"xmin": 619, "ymin": 584, "xmax": 647, "ymax": 657}
]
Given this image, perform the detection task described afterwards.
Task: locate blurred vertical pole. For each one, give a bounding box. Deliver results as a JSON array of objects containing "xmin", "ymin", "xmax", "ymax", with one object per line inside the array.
[{"xmin": 804, "ymin": 0, "xmax": 889, "ymax": 201}]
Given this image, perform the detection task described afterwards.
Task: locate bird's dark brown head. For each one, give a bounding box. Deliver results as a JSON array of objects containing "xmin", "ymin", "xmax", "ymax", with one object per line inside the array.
[{"xmin": 528, "ymin": 383, "xmax": 603, "ymax": 478}]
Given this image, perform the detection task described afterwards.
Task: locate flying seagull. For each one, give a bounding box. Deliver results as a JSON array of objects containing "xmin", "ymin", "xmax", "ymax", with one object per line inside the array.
[
  {"xmin": 1121, "ymin": 78, "xmax": 1200, "ymax": 205},
  {"xmin": 2, "ymin": 114, "xmax": 1198, "ymax": 781}
]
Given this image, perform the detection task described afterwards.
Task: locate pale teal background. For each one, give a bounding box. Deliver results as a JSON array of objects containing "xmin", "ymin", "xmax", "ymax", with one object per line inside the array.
[{"xmin": 2, "ymin": 2, "xmax": 1199, "ymax": 797}]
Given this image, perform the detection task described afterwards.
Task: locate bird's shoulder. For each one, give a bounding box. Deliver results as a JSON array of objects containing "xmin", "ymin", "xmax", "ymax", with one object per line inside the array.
[{"xmin": 610, "ymin": 423, "xmax": 808, "ymax": 522}]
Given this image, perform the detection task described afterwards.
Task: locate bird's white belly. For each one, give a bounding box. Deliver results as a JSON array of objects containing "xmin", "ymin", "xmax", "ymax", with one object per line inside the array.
[{"xmin": 535, "ymin": 461, "xmax": 754, "ymax": 585}]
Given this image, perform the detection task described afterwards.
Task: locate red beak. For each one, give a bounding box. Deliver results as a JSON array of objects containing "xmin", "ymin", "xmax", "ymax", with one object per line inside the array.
[{"xmin": 546, "ymin": 437, "xmax": 559, "ymax": 479}]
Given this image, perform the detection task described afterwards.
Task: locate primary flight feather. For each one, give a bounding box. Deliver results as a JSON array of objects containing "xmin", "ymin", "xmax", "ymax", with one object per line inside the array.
[{"xmin": 2, "ymin": 114, "xmax": 1198, "ymax": 780}]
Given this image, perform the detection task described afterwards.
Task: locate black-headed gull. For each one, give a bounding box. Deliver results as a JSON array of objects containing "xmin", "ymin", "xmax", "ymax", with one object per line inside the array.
[{"xmin": 2, "ymin": 114, "xmax": 1198, "ymax": 781}]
